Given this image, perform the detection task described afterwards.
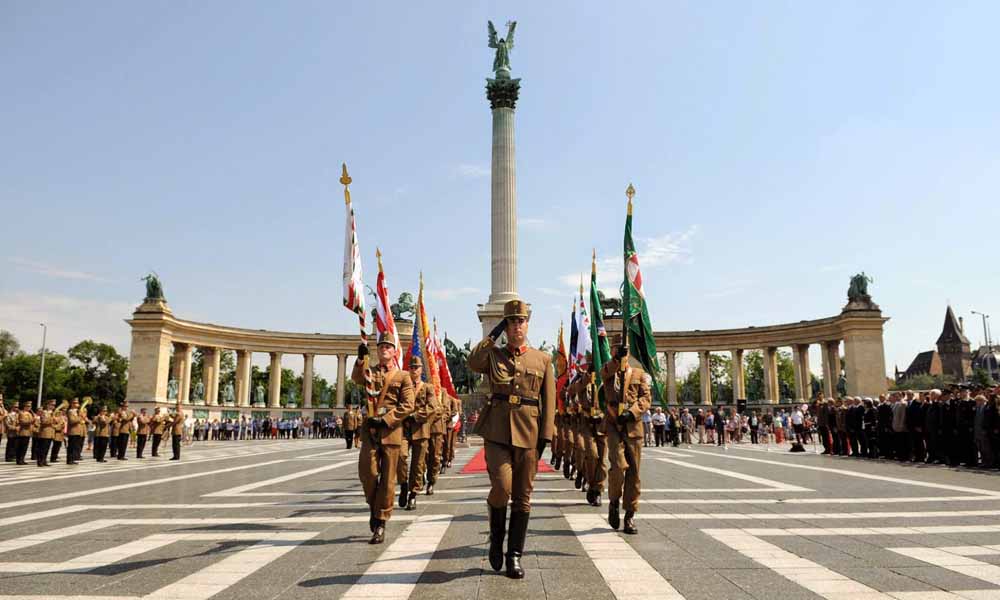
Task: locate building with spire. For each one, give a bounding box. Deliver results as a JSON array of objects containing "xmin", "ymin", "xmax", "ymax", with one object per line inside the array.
[{"xmin": 896, "ymin": 305, "xmax": 973, "ymax": 383}]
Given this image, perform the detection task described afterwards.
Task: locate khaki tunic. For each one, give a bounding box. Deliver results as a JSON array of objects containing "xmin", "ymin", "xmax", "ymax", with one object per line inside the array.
[
  {"xmin": 67, "ymin": 410, "xmax": 87, "ymax": 436},
  {"xmin": 119, "ymin": 410, "xmax": 136, "ymax": 433},
  {"xmin": 171, "ymin": 413, "xmax": 184, "ymax": 436},
  {"xmin": 95, "ymin": 415, "xmax": 111, "ymax": 438},
  {"xmin": 4, "ymin": 412, "xmax": 17, "ymax": 438},
  {"xmin": 344, "ymin": 410, "xmax": 360, "ymax": 431},
  {"xmin": 38, "ymin": 411, "xmax": 54, "ymax": 440},
  {"xmin": 52, "ymin": 414, "xmax": 66, "ymax": 443},
  {"xmin": 137, "ymin": 415, "xmax": 151, "ymax": 435},
  {"xmin": 601, "ymin": 360, "xmax": 652, "ymax": 512},
  {"xmin": 152, "ymin": 414, "xmax": 167, "ymax": 436},
  {"xmin": 468, "ymin": 339, "xmax": 556, "ymax": 449},
  {"xmin": 17, "ymin": 411, "xmax": 34, "ymax": 437}
]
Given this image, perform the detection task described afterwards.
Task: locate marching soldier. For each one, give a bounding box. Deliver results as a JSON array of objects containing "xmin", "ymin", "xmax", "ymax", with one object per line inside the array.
[
  {"xmin": 151, "ymin": 408, "xmax": 167, "ymax": 457},
  {"xmin": 15, "ymin": 401, "xmax": 33, "ymax": 465},
  {"xmin": 602, "ymin": 344, "xmax": 651, "ymax": 535},
  {"xmin": 136, "ymin": 408, "xmax": 151, "ymax": 458},
  {"xmin": 108, "ymin": 408, "xmax": 120, "ymax": 459},
  {"xmin": 343, "ymin": 406, "xmax": 359, "ymax": 449},
  {"xmin": 117, "ymin": 401, "xmax": 136, "ymax": 460},
  {"xmin": 572, "ymin": 379, "xmax": 588, "ymax": 491},
  {"xmin": 351, "ymin": 330, "xmax": 415, "ymax": 545},
  {"xmin": 579, "ymin": 365, "xmax": 607, "ymax": 507},
  {"xmin": 3, "ymin": 403, "xmax": 16, "ymax": 463},
  {"xmin": 550, "ymin": 403, "xmax": 563, "ymax": 469},
  {"xmin": 66, "ymin": 398, "xmax": 87, "ymax": 464},
  {"xmin": 49, "ymin": 405, "xmax": 66, "ymax": 463},
  {"xmin": 425, "ymin": 383, "xmax": 446, "ymax": 495},
  {"xmin": 444, "ymin": 393, "xmax": 462, "ymax": 468},
  {"xmin": 170, "ymin": 401, "xmax": 185, "ymax": 460},
  {"xmin": 468, "ymin": 299, "xmax": 556, "ymax": 579},
  {"xmin": 93, "ymin": 406, "xmax": 111, "ymax": 462},
  {"xmin": 35, "ymin": 400, "xmax": 55, "ymax": 467},
  {"xmin": 401, "ymin": 356, "xmax": 434, "ymax": 510}
]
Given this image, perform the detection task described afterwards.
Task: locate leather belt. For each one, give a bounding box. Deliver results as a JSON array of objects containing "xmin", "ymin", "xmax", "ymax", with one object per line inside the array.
[{"xmin": 491, "ymin": 393, "xmax": 539, "ymax": 407}]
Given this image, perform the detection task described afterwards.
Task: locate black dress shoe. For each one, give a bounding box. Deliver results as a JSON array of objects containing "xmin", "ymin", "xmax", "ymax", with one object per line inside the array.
[
  {"xmin": 398, "ymin": 482, "xmax": 409, "ymax": 509},
  {"xmin": 623, "ymin": 511, "xmax": 637, "ymax": 534},
  {"xmin": 405, "ymin": 492, "xmax": 417, "ymax": 511},
  {"xmin": 608, "ymin": 500, "xmax": 620, "ymax": 530},
  {"xmin": 426, "ymin": 484, "xmax": 434, "ymax": 496},
  {"xmin": 369, "ymin": 521, "xmax": 385, "ymax": 544},
  {"xmin": 574, "ymin": 471, "xmax": 584, "ymax": 490}
]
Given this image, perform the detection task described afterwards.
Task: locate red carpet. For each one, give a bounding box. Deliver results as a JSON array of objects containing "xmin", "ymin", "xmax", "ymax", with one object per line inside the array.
[{"xmin": 460, "ymin": 447, "xmax": 556, "ymax": 474}]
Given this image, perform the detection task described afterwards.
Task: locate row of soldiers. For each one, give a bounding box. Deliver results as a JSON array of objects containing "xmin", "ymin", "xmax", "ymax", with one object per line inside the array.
[
  {"xmin": 1, "ymin": 397, "xmax": 186, "ymax": 466},
  {"xmin": 815, "ymin": 386, "xmax": 1000, "ymax": 467},
  {"xmin": 347, "ymin": 332, "xmax": 463, "ymax": 546},
  {"xmin": 549, "ymin": 345, "xmax": 653, "ymax": 535}
]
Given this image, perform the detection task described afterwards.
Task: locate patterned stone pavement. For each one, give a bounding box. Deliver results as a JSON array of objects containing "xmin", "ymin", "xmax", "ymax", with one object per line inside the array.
[{"xmin": 3, "ymin": 437, "xmax": 1000, "ymax": 599}]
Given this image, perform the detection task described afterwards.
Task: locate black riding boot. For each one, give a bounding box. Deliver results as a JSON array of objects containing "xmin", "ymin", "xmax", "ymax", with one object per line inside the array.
[
  {"xmin": 506, "ymin": 510, "xmax": 528, "ymax": 579},
  {"xmin": 562, "ymin": 459, "xmax": 571, "ymax": 479},
  {"xmin": 488, "ymin": 505, "xmax": 507, "ymax": 572},
  {"xmin": 405, "ymin": 491, "xmax": 417, "ymax": 511},
  {"xmin": 608, "ymin": 499, "xmax": 620, "ymax": 530},
  {"xmin": 574, "ymin": 470, "xmax": 584, "ymax": 489},
  {"xmin": 369, "ymin": 519, "xmax": 385, "ymax": 544},
  {"xmin": 623, "ymin": 510, "xmax": 637, "ymax": 535},
  {"xmin": 398, "ymin": 481, "xmax": 408, "ymax": 509}
]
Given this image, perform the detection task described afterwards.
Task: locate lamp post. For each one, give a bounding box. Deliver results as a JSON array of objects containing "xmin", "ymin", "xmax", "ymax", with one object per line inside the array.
[
  {"xmin": 35, "ymin": 323, "xmax": 47, "ymax": 410},
  {"xmin": 971, "ymin": 311, "xmax": 991, "ymax": 352}
]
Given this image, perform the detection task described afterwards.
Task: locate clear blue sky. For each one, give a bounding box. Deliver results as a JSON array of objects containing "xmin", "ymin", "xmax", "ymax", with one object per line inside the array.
[{"xmin": 2, "ymin": 1, "xmax": 999, "ymax": 380}]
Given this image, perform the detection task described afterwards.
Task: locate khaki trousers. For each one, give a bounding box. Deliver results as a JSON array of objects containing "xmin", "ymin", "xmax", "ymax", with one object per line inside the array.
[
  {"xmin": 359, "ymin": 437, "xmax": 401, "ymax": 521},
  {"xmin": 574, "ymin": 429, "xmax": 586, "ymax": 469},
  {"xmin": 485, "ymin": 440, "xmax": 538, "ymax": 513},
  {"xmin": 427, "ymin": 433, "xmax": 443, "ymax": 485},
  {"xmin": 445, "ymin": 428, "xmax": 457, "ymax": 463},
  {"xmin": 607, "ymin": 426, "xmax": 642, "ymax": 512},
  {"xmin": 584, "ymin": 431, "xmax": 608, "ymax": 494},
  {"xmin": 408, "ymin": 438, "xmax": 428, "ymax": 492},
  {"xmin": 397, "ymin": 436, "xmax": 410, "ymax": 483}
]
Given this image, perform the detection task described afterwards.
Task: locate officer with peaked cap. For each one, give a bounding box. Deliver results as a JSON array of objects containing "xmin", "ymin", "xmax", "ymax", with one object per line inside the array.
[
  {"xmin": 351, "ymin": 330, "xmax": 415, "ymax": 544},
  {"xmin": 468, "ymin": 298, "xmax": 556, "ymax": 579}
]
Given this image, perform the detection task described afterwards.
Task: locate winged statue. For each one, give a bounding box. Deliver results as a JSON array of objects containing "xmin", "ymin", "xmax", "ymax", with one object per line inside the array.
[{"xmin": 488, "ymin": 20, "xmax": 516, "ymax": 75}]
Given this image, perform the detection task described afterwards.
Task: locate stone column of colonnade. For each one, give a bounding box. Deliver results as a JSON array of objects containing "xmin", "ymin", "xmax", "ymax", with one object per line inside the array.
[
  {"xmin": 663, "ymin": 351, "xmax": 677, "ymax": 404},
  {"xmin": 731, "ymin": 349, "xmax": 746, "ymax": 401},
  {"xmin": 698, "ymin": 350, "xmax": 712, "ymax": 405},
  {"xmin": 762, "ymin": 346, "xmax": 780, "ymax": 404},
  {"xmin": 302, "ymin": 354, "xmax": 314, "ymax": 409},
  {"xmin": 821, "ymin": 341, "xmax": 841, "ymax": 400},
  {"xmin": 791, "ymin": 344, "xmax": 811, "ymax": 403},
  {"xmin": 172, "ymin": 343, "xmax": 193, "ymax": 404},
  {"xmin": 202, "ymin": 347, "xmax": 221, "ymax": 405},
  {"xmin": 336, "ymin": 354, "xmax": 347, "ymax": 408},
  {"xmin": 235, "ymin": 350, "xmax": 251, "ymax": 406},
  {"xmin": 268, "ymin": 352, "xmax": 282, "ymax": 408}
]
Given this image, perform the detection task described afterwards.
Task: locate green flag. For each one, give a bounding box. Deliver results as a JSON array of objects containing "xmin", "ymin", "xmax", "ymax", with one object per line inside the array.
[
  {"xmin": 589, "ymin": 250, "xmax": 612, "ymax": 411},
  {"xmin": 622, "ymin": 184, "xmax": 664, "ymax": 405}
]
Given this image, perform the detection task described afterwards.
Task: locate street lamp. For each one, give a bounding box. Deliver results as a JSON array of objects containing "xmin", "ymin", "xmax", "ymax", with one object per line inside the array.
[
  {"xmin": 971, "ymin": 311, "xmax": 991, "ymax": 351},
  {"xmin": 35, "ymin": 323, "xmax": 47, "ymax": 411}
]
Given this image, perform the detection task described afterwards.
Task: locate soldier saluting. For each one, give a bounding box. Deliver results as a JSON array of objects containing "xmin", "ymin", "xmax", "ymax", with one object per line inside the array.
[
  {"xmin": 468, "ymin": 299, "xmax": 556, "ymax": 579},
  {"xmin": 601, "ymin": 343, "xmax": 651, "ymax": 535},
  {"xmin": 351, "ymin": 330, "xmax": 414, "ymax": 545}
]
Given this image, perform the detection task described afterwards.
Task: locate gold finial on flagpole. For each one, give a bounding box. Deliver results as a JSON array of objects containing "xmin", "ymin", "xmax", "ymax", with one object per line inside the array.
[
  {"xmin": 579, "ymin": 274, "xmax": 584, "ymax": 297},
  {"xmin": 376, "ymin": 247, "xmax": 383, "ymax": 271},
  {"xmin": 626, "ymin": 183, "xmax": 635, "ymax": 215},
  {"xmin": 592, "ymin": 248, "xmax": 597, "ymax": 275},
  {"xmin": 340, "ymin": 163, "xmax": 352, "ymax": 205}
]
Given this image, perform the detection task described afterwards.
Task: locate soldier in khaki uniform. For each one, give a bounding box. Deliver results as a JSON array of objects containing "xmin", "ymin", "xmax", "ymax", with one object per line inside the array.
[
  {"xmin": 151, "ymin": 409, "xmax": 167, "ymax": 457},
  {"xmin": 66, "ymin": 399, "xmax": 87, "ymax": 465},
  {"xmin": 401, "ymin": 356, "xmax": 434, "ymax": 510},
  {"xmin": 116, "ymin": 403, "xmax": 135, "ymax": 460},
  {"xmin": 170, "ymin": 403, "xmax": 185, "ymax": 460},
  {"xmin": 351, "ymin": 330, "xmax": 415, "ymax": 545},
  {"xmin": 571, "ymin": 378, "xmax": 589, "ymax": 491},
  {"xmin": 444, "ymin": 394, "xmax": 461, "ymax": 467},
  {"xmin": 108, "ymin": 410, "xmax": 120, "ymax": 459},
  {"xmin": 601, "ymin": 345, "xmax": 652, "ymax": 535},
  {"xmin": 93, "ymin": 406, "xmax": 111, "ymax": 462},
  {"xmin": 49, "ymin": 406, "xmax": 66, "ymax": 463},
  {"xmin": 425, "ymin": 385, "xmax": 445, "ymax": 494},
  {"xmin": 343, "ymin": 407, "xmax": 359, "ymax": 449},
  {"xmin": 15, "ymin": 401, "xmax": 34, "ymax": 465},
  {"xmin": 579, "ymin": 366, "xmax": 608, "ymax": 507},
  {"xmin": 3, "ymin": 403, "xmax": 15, "ymax": 463},
  {"xmin": 469, "ymin": 299, "xmax": 556, "ymax": 579},
  {"xmin": 35, "ymin": 400, "xmax": 55, "ymax": 467},
  {"xmin": 135, "ymin": 409, "xmax": 151, "ymax": 458}
]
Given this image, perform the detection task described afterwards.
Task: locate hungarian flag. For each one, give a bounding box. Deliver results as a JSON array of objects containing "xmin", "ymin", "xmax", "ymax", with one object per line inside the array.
[
  {"xmin": 589, "ymin": 250, "xmax": 612, "ymax": 410},
  {"xmin": 340, "ymin": 163, "xmax": 366, "ymax": 339},
  {"xmin": 622, "ymin": 185, "xmax": 664, "ymax": 404},
  {"xmin": 373, "ymin": 249, "xmax": 401, "ymax": 369},
  {"xmin": 416, "ymin": 275, "xmax": 441, "ymax": 396},
  {"xmin": 432, "ymin": 319, "xmax": 458, "ymax": 398},
  {"xmin": 554, "ymin": 321, "xmax": 568, "ymax": 413},
  {"xmin": 568, "ymin": 296, "xmax": 579, "ymax": 382}
]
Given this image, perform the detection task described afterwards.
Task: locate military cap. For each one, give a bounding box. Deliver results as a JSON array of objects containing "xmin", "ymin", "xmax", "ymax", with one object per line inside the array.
[
  {"xmin": 503, "ymin": 299, "xmax": 530, "ymax": 320},
  {"xmin": 409, "ymin": 355, "xmax": 423, "ymax": 368},
  {"xmin": 376, "ymin": 330, "xmax": 397, "ymax": 347}
]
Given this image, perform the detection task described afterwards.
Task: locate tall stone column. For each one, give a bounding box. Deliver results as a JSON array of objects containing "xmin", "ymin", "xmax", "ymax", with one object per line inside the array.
[
  {"xmin": 235, "ymin": 350, "xmax": 251, "ymax": 407},
  {"xmin": 822, "ymin": 341, "xmax": 841, "ymax": 399},
  {"xmin": 203, "ymin": 347, "xmax": 221, "ymax": 406},
  {"xmin": 664, "ymin": 351, "xmax": 677, "ymax": 404},
  {"xmin": 124, "ymin": 300, "xmax": 174, "ymax": 404},
  {"xmin": 268, "ymin": 352, "xmax": 282, "ymax": 409},
  {"xmin": 762, "ymin": 346, "xmax": 779, "ymax": 404},
  {"xmin": 698, "ymin": 350, "xmax": 712, "ymax": 405},
  {"xmin": 792, "ymin": 344, "xmax": 811, "ymax": 402},
  {"xmin": 731, "ymin": 349, "xmax": 745, "ymax": 401},
  {"xmin": 336, "ymin": 354, "xmax": 347, "ymax": 408},
  {"xmin": 477, "ymin": 69, "xmax": 522, "ymax": 337},
  {"xmin": 302, "ymin": 354, "xmax": 314, "ymax": 409},
  {"xmin": 843, "ymin": 329, "xmax": 887, "ymax": 397},
  {"xmin": 173, "ymin": 343, "xmax": 193, "ymax": 404}
]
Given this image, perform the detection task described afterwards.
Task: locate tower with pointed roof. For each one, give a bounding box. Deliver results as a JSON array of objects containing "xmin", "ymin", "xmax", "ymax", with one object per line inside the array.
[{"xmin": 937, "ymin": 305, "xmax": 972, "ymax": 380}]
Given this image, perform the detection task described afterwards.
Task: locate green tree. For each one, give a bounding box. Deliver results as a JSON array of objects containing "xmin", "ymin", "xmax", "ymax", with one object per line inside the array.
[
  {"xmin": 0, "ymin": 350, "xmax": 74, "ymax": 404},
  {"xmin": 66, "ymin": 340, "xmax": 129, "ymax": 405},
  {"xmin": 444, "ymin": 338, "xmax": 480, "ymax": 394},
  {"xmin": 0, "ymin": 330, "xmax": 20, "ymax": 363},
  {"xmin": 744, "ymin": 351, "xmax": 764, "ymax": 401},
  {"xmin": 971, "ymin": 367, "xmax": 996, "ymax": 388}
]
